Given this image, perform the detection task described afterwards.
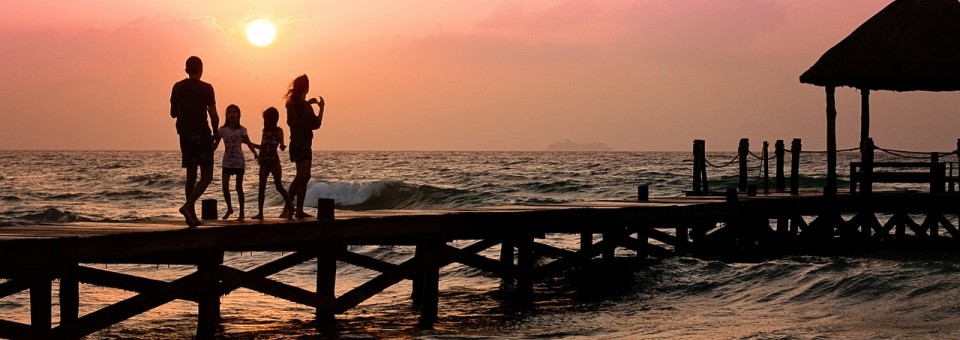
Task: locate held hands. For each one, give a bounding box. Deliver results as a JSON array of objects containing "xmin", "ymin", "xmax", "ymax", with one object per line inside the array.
[{"xmin": 280, "ymin": 144, "xmax": 287, "ymax": 151}]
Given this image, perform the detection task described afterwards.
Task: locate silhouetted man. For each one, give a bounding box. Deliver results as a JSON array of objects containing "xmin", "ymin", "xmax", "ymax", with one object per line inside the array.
[{"xmin": 170, "ymin": 56, "xmax": 220, "ymax": 227}]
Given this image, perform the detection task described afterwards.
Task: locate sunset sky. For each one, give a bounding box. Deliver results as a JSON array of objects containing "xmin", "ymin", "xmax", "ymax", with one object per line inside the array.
[{"xmin": 2, "ymin": 0, "xmax": 958, "ymax": 151}]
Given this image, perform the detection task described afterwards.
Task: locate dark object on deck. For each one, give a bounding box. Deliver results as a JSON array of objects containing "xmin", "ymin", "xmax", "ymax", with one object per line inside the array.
[
  {"xmin": 201, "ymin": 199, "xmax": 217, "ymax": 220},
  {"xmin": 637, "ymin": 185, "xmax": 649, "ymax": 202},
  {"xmin": 799, "ymin": 0, "xmax": 960, "ymax": 195},
  {"xmin": 317, "ymin": 198, "xmax": 335, "ymax": 220}
]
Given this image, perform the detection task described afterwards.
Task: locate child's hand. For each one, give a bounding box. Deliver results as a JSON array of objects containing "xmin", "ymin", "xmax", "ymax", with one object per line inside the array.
[{"xmin": 280, "ymin": 144, "xmax": 286, "ymax": 151}]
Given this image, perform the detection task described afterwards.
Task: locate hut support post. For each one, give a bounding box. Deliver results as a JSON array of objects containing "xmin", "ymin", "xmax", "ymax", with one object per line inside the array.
[
  {"xmin": 826, "ymin": 87, "xmax": 838, "ymax": 195},
  {"xmin": 739, "ymin": 138, "xmax": 749, "ymax": 192},
  {"xmin": 861, "ymin": 89, "xmax": 870, "ymax": 145},
  {"xmin": 775, "ymin": 140, "xmax": 785, "ymax": 192},
  {"xmin": 791, "ymin": 139, "xmax": 802, "ymax": 195}
]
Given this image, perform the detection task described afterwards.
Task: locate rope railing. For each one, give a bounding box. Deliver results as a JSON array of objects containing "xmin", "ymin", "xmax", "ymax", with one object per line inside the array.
[{"xmin": 691, "ymin": 138, "xmax": 960, "ymax": 197}]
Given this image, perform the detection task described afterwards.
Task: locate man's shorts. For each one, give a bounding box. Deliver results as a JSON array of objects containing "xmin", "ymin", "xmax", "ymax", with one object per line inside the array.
[{"xmin": 179, "ymin": 133, "xmax": 214, "ymax": 168}]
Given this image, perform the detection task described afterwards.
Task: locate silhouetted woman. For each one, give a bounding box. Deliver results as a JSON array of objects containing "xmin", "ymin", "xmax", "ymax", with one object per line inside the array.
[{"xmin": 283, "ymin": 75, "xmax": 324, "ymax": 218}]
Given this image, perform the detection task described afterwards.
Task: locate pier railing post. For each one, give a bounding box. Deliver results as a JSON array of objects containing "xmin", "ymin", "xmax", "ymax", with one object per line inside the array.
[
  {"xmin": 932, "ymin": 152, "xmax": 945, "ymax": 194},
  {"xmin": 861, "ymin": 138, "xmax": 874, "ymax": 195},
  {"xmin": 763, "ymin": 141, "xmax": 770, "ymax": 194},
  {"xmin": 692, "ymin": 140, "xmax": 708, "ymax": 195},
  {"xmin": 775, "ymin": 140, "xmax": 785, "ymax": 192},
  {"xmin": 739, "ymin": 138, "xmax": 749, "ymax": 192},
  {"xmin": 790, "ymin": 139, "xmax": 802, "ymax": 195}
]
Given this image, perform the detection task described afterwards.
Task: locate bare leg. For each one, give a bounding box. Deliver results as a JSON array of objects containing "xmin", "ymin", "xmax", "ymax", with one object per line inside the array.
[
  {"xmin": 181, "ymin": 164, "xmax": 213, "ymax": 227},
  {"xmin": 236, "ymin": 173, "xmax": 245, "ymax": 221},
  {"xmin": 293, "ymin": 159, "xmax": 312, "ymax": 218},
  {"xmin": 274, "ymin": 170, "xmax": 293, "ymax": 214},
  {"xmin": 254, "ymin": 170, "xmax": 267, "ymax": 220},
  {"xmin": 222, "ymin": 172, "xmax": 233, "ymax": 220},
  {"xmin": 185, "ymin": 166, "xmax": 198, "ymax": 199}
]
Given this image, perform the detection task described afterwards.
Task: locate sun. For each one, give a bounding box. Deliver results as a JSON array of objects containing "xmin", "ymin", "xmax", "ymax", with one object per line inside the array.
[{"xmin": 246, "ymin": 19, "xmax": 276, "ymax": 47}]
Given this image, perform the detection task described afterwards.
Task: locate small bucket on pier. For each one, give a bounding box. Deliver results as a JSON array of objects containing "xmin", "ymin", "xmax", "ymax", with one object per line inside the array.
[
  {"xmin": 201, "ymin": 199, "xmax": 217, "ymax": 220},
  {"xmin": 317, "ymin": 198, "xmax": 335, "ymax": 220}
]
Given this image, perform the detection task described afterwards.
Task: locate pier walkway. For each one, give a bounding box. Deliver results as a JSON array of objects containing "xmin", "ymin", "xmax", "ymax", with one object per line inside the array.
[{"xmin": 2, "ymin": 192, "xmax": 959, "ymax": 339}]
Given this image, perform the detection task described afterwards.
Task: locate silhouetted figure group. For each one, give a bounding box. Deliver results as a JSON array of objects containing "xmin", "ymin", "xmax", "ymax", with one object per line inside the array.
[{"xmin": 169, "ymin": 56, "xmax": 325, "ymax": 227}]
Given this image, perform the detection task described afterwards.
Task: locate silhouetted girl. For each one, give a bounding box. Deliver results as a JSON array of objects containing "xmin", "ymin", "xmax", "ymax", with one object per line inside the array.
[
  {"xmin": 215, "ymin": 104, "xmax": 259, "ymax": 221},
  {"xmin": 252, "ymin": 107, "xmax": 293, "ymax": 220},
  {"xmin": 283, "ymin": 75, "xmax": 325, "ymax": 219}
]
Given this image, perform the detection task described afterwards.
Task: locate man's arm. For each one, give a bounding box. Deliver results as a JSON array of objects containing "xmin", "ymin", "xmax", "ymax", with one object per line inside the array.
[{"xmin": 208, "ymin": 104, "xmax": 220, "ymax": 140}]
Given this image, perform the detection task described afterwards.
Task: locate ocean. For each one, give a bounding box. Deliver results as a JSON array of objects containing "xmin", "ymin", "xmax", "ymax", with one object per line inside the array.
[{"xmin": 1, "ymin": 150, "xmax": 959, "ymax": 339}]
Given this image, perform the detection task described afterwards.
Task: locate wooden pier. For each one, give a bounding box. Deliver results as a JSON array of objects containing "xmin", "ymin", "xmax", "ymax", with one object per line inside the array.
[{"xmin": 2, "ymin": 192, "xmax": 960, "ymax": 339}]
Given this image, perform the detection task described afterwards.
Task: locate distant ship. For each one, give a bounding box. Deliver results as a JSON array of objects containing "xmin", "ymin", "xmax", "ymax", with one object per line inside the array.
[{"xmin": 546, "ymin": 140, "xmax": 613, "ymax": 151}]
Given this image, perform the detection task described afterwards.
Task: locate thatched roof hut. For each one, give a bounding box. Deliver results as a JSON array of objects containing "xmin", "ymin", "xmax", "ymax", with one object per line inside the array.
[
  {"xmin": 800, "ymin": 0, "xmax": 960, "ymax": 91},
  {"xmin": 799, "ymin": 0, "xmax": 960, "ymax": 194}
]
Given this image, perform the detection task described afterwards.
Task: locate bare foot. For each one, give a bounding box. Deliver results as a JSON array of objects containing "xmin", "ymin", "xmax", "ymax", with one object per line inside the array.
[
  {"xmin": 279, "ymin": 208, "xmax": 291, "ymax": 219},
  {"xmin": 295, "ymin": 211, "xmax": 313, "ymax": 219},
  {"xmin": 180, "ymin": 206, "xmax": 197, "ymax": 228},
  {"xmin": 222, "ymin": 208, "xmax": 233, "ymax": 220},
  {"xmin": 237, "ymin": 212, "xmax": 245, "ymax": 222},
  {"xmin": 252, "ymin": 213, "xmax": 263, "ymax": 220}
]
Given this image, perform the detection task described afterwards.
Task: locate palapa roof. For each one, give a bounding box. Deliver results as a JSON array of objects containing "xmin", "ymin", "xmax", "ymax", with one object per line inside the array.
[{"xmin": 799, "ymin": 0, "xmax": 960, "ymax": 91}]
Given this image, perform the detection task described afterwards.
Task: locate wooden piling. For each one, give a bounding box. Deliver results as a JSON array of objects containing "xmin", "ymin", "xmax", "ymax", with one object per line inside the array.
[
  {"xmin": 500, "ymin": 239, "xmax": 514, "ymax": 287},
  {"xmin": 316, "ymin": 242, "xmax": 340, "ymax": 327},
  {"xmin": 30, "ymin": 269, "xmax": 51, "ymax": 337},
  {"xmin": 60, "ymin": 263, "xmax": 79, "ymax": 328},
  {"xmin": 196, "ymin": 252, "xmax": 223, "ymax": 339},
  {"xmin": 416, "ymin": 238, "xmax": 443, "ymax": 327},
  {"xmin": 516, "ymin": 236, "xmax": 535, "ymax": 301}
]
